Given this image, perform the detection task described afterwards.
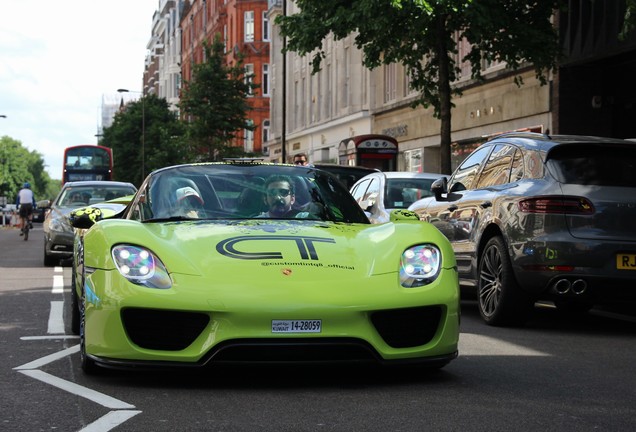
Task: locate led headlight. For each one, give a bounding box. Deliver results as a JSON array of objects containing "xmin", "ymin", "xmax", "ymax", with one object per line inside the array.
[
  {"xmin": 112, "ymin": 245, "xmax": 172, "ymax": 289},
  {"xmin": 400, "ymin": 244, "xmax": 441, "ymax": 288}
]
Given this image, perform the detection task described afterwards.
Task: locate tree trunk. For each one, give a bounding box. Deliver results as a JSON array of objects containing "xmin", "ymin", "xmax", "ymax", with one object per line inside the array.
[{"xmin": 437, "ymin": 14, "xmax": 453, "ymax": 175}]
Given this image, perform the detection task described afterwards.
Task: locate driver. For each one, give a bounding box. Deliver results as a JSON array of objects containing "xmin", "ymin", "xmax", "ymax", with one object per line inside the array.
[{"xmin": 259, "ymin": 175, "xmax": 308, "ymax": 218}]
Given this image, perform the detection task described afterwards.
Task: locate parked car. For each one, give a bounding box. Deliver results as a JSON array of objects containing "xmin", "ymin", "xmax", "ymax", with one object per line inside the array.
[
  {"xmin": 43, "ymin": 181, "xmax": 137, "ymax": 266},
  {"xmin": 350, "ymin": 171, "xmax": 443, "ymax": 224},
  {"xmin": 408, "ymin": 132, "xmax": 636, "ymax": 326},
  {"xmin": 2, "ymin": 204, "xmax": 17, "ymax": 225},
  {"xmin": 67, "ymin": 161, "xmax": 459, "ymax": 373},
  {"xmin": 33, "ymin": 199, "xmax": 51, "ymax": 223},
  {"xmin": 313, "ymin": 164, "xmax": 379, "ymax": 189}
]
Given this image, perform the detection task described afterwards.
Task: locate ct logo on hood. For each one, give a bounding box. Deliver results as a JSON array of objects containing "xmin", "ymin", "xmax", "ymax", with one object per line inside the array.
[{"xmin": 216, "ymin": 235, "xmax": 336, "ymax": 260}]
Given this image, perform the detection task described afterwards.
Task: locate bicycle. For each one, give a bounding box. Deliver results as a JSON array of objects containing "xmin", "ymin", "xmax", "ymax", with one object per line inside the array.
[
  {"xmin": 20, "ymin": 214, "xmax": 30, "ymax": 241},
  {"xmin": 18, "ymin": 205, "xmax": 33, "ymax": 241}
]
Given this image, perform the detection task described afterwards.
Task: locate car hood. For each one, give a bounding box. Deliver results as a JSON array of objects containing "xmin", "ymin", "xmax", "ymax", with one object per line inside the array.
[
  {"xmin": 84, "ymin": 219, "xmax": 454, "ymax": 280},
  {"xmin": 49, "ymin": 206, "xmax": 76, "ymax": 219},
  {"xmin": 43, "ymin": 206, "xmax": 75, "ymax": 232}
]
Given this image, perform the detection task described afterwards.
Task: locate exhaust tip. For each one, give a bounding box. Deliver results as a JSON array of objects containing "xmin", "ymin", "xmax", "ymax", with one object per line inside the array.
[
  {"xmin": 571, "ymin": 279, "xmax": 587, "ymax": 295},
  {"xmin": 553, "ymin": 279, "xmax": 571, "ymax": 295}
]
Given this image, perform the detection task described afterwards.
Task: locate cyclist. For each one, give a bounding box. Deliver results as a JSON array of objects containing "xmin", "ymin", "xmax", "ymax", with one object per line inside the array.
[{"xmin": 16, "ymin": 182, "xmax": 36, "ymax": 236}]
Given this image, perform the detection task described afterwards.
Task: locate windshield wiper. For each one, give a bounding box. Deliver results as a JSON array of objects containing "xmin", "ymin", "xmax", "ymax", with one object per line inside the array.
[{"xmin": 143, "ymin": 216, "xmax": 199, "ymax": 223}]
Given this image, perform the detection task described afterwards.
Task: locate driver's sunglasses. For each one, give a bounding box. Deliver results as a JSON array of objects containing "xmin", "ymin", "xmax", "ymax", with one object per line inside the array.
[
  {"xmin": 294, "ymin": 159, "xmax": 307, "ymax": 165},
  {"xmin": 267, "ymin": 188, "xmax": 291, "ymax": 197}
]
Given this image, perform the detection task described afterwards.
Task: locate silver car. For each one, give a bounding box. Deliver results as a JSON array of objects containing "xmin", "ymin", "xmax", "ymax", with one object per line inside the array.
[
  {"xmin": 43, "ymin": 181, "xmax": 137, "ymax": 266},
  {"xmin": 350, "ymin": 171, "xmax": 442, "ymax": 224},
  {"xmin": 408, "ymin": 132, "xmax": 636, "ymax": 326}
]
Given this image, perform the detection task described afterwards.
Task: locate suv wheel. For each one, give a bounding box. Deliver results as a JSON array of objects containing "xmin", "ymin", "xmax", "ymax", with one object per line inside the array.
[{"xmin": 477, "ymin": 236, "xmax": 533, "ymax": 326}]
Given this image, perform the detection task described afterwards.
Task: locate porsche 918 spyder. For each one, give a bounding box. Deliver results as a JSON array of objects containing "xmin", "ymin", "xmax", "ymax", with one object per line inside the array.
[{"xmin": 69, "ymin": 161, "xmax": 460, "ymax": 373}]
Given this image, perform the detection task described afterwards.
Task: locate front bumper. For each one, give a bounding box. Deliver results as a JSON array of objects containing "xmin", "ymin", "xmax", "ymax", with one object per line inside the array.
[{"xmin": 82, "ymin": 268, "xmax": 460, "ymax": 368}]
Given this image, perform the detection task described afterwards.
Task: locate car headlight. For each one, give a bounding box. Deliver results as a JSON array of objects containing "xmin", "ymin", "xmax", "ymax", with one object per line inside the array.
[
  {"xmin": 400, "ymin": 244, "xmax": 441, "ymax": 288},
  {"xmin": 111, "ymin": 245, "xmax": 172, "ymax": 289},
  {"xmin": 49, "ymin": 217, "xmax": 74, "ymax": 234}
]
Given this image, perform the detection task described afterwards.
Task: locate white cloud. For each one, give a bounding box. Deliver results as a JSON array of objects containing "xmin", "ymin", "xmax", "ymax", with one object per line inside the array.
[{"xmin": 0, "ymin": 0, "xmax": 158, "ymax": 180}]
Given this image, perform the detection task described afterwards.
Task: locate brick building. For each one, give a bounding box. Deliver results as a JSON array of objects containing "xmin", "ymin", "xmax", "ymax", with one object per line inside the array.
[{"xmin": 180, "ymin": 0, "xmax": 270, "ymax": 154}]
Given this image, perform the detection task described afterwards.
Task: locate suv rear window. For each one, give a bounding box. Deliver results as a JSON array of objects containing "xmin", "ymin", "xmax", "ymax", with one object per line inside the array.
[{"xmin": 547, "ymin": 144, "xmax": 636, "ymax": 187}]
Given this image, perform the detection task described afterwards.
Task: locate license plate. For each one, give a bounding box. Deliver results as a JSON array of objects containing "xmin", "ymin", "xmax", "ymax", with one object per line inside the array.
[
  {"xmin": 272, "ymin": 320, "xmax": 322, "ymax": 333},
  {"xmin": 616, "ymin": 253, "xmax": 636, "ymax": 270}
]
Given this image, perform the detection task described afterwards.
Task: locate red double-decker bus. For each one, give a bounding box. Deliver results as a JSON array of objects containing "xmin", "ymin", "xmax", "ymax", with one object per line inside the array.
[{"xmin": 62, "ymin": 145, "xmax": 113, "ymax": 184}]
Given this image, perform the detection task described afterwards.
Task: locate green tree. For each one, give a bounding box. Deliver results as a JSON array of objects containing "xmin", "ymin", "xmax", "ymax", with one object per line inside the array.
[
  {"xmin": 621, "ymin": 0, "xmax": 636, "ymax": 39},
  {"xmin": 179, "ymin": 35, "xmax": 257, "ymax": 161},
  {"xmin": 277, "ymin": 0, "xmax": 563, "ymax": 174},
  {"xmin": 0, "ymin": 136, "xmax": 53, "ymax": 202},
  {"xmin": 102, "ymin": 94, "xmax": 187, "ymax": 187}
]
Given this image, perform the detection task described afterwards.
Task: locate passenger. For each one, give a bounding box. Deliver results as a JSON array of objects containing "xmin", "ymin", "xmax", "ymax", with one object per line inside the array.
[
  {"xmin": 293, "ymin": 153, "xmax": 309, "ymax": 166},
  {"xmin": 175, "ymin": 186, "xmax": 204, "ymax": 218}
]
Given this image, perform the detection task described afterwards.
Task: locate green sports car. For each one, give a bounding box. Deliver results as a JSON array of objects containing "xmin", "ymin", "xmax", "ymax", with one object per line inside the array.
[{"xmin": 69, "ymin": 161, "xmax": 460, "ymax": 373}]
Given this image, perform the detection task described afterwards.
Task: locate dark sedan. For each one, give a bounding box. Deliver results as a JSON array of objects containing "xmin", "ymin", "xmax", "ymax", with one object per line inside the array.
[
  {"xmin": 43, "ymin": 180, "xmax": 137, "ymax": 266},
  {"xmin": 409, "ymin": 132, "xmax": 636, "ymax": 326}
]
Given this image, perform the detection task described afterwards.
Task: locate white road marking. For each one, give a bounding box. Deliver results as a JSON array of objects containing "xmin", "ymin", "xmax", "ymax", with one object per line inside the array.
[
  {"xmin": 52, "ymin": 274, "xmax": 64, "ymax": 293},
  {"xmin": 13, "ymin": 264, "xmax": 141, "ymax": 432},
  {"xmin": 54, "ymin": 266, "xmax": 63, "ymax": 272},
  {"xmin": 459, "ymin": 333, "xmax": 549, "ymax": 356},
  {"xmin": 80, "ymin": 410, "xmax": 143, "ymax": 432},
  {"xmin": 14, "ymin": 345, "xmax": 80, "ymax": 370},
  {"xmin": 21, "ymin": 335, "xmax": 79, "ymax": 341},
  {"xmin": 17, "ymin": 369, "xmax": 136, "ymax": 410},
  {"xmin": 47, "ymin": 300, "xmax": 65, "ymax": 334}
]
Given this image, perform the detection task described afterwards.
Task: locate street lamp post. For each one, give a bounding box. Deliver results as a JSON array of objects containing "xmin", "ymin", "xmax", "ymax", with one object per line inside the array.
[
  {"xmin": 117, "ymin": 89, "xmax": 145, "ymax": 179},
  {"xmin": 1, "ymin": 115, "xmax": 9, "ymax": 226}
]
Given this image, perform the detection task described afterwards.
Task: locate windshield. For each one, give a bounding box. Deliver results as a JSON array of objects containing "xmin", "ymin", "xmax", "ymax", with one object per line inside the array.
[
  {"xmin": 385, "ymin": 177, "xmax": 437, "ymax": 209},
  {"xmin": 133, "ymin": 163, "xmax": 370, "ymax": 224},
  {"xmin": 57, "ymin": 185, "xmax": 137, "ymax": 208}
]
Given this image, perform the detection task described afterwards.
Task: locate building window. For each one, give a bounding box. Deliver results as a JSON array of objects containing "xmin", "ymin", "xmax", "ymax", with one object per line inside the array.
[
  {"xmin": 404, "ymin": 67, "xmax": 418, "ymax": 96},
  {"xmin": 262, "ymin": 119, "xmax": 270, "ymax": 145},
  {"xmin": 404, "ymin": 149, "xmax": 423, "ymax": 173},
  {"xmin": 223, "ymin": 25, "xmax": 228, "ymax": 53},
  {"xmin": 245, "ymin": 123, "xmax": 254, "ymax": 152},
  {"xmin": 262, "ymin": 63, "xmax": 270, "ymax": 96},
  {"xmin": 244, "ymin": 11, "xmax": 254, "ymax": 42},
  {"xmin": 343, "ymin": 46, "xmax": 350, "ymax": 108},
  {"xmin": 245, "ymin": 64, "xmax": 254, "ymax": 97},
  {"xmin": 384, "ymin": 63, "xmax": 397, "ymax": 103},
  {"xmin": 262, "ymin": 11, "xmax": 270, "ymax": 41}
]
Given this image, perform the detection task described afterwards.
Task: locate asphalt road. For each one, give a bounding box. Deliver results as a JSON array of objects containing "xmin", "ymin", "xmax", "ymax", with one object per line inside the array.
[{"xmin": 2, "ymin": 224, "xmax": 636, "ymax": 432}]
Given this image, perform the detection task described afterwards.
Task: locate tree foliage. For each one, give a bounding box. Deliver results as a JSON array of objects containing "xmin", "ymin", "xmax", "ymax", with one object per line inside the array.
[
  {"xmin": 621, "ymin": 0, "xmax": 636, "ymax": 39},
  {"xmin": 179, "ymin": 35, "xmax": 258, "ymax": 161},
  {"xmin": 0, "ymin": 136, "xmax": 56, "ymax": 202},
  {"xmin": 101, "ymin": 94, "xmax": 187, "ymax": 187},
  {"xmin": 277, "ymin": 0, "xmax": 563, "ymax": 174}
]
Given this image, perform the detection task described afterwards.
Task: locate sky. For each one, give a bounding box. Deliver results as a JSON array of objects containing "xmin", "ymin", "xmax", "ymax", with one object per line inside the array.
[{"xmin": 0, "ymin": 0, "xmax": 159, "ymax": 180}]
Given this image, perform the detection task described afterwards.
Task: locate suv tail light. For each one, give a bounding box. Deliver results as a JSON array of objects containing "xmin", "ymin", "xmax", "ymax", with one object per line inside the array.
[{"xmin": 518, "ymin": 196, "xmax": 595, "ymax": 214}]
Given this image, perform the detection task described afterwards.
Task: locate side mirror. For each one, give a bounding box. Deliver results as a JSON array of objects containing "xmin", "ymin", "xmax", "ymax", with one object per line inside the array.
[
  {"xmin": 431, "ymin": 177, "xmax": 449, "ymax": 200},
  {"xmin": 69, "ymin": 207, "xmax": 104, "ymax": 230}
]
